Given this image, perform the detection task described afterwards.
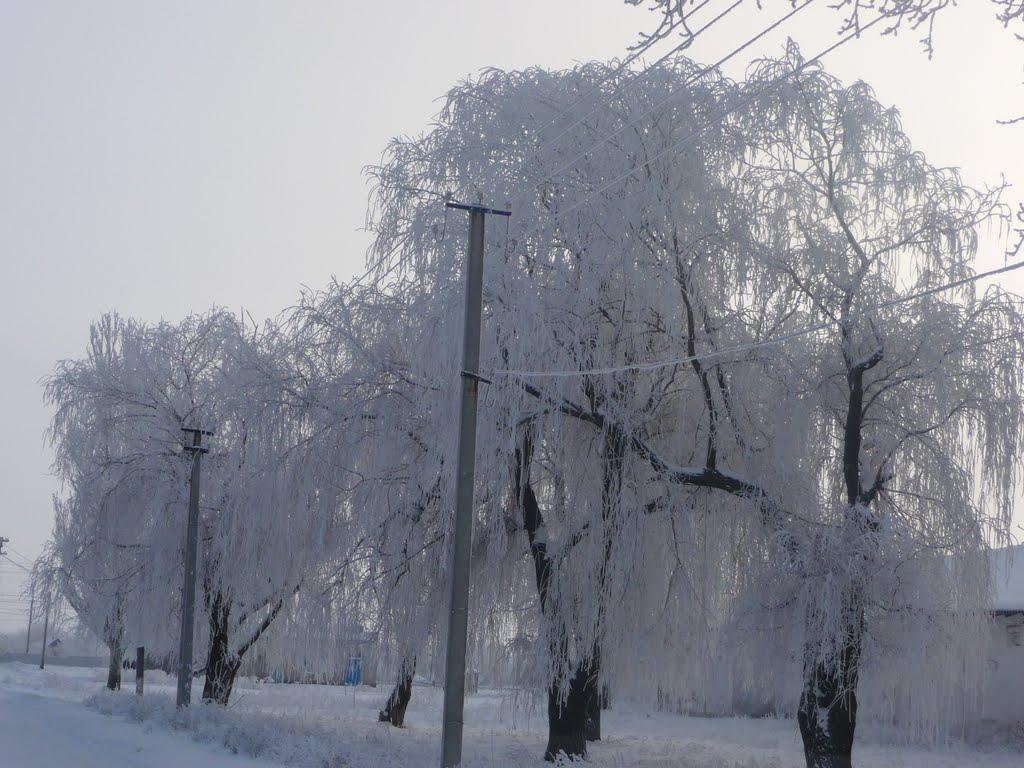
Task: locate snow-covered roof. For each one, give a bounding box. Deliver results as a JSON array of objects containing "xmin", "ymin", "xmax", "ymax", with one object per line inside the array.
[{"xmin": 991, "ymin": 544, "xmax": 1024, "ymax": 612}]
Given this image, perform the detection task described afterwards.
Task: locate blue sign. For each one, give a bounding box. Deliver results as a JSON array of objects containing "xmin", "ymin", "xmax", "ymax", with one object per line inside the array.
[{"xmin": 343, "ymin": 656, "xmax": 362, "ymax": 686}]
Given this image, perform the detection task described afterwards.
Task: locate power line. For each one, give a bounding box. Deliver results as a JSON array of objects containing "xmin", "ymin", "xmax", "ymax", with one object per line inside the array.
[
  {"xmin": 1, "ymin": 555, "xmax": 31, "ymax": 573},
  {"xmin": 531, "ymin": 0, "xmax": 736, "ymax": 164},
  {"xmin": 354, "ymin": 2, "xmax": 757, "ymax": 269},
  {"xmin": 494, "ymin": 258, "xmax": 1024, "ymax": 379},
  {"xmin": 6, "ymin": 546, "xmax": 35, "ymax": 565},
  {"xmin": 348, "ymin": 3, "xmax": 737, "ymax": 293},
  {"xmin": 537, "ymin": 0, "xmax": 813, "ymax": 191},
  {"xmin": 351, "ymin": 2, "xmax": 802, "ymax": 291},
  {"xmin": 514, "ymin": 8, "xmax": 887, "ymax": 249},
  {"xmin": 530, "ymin": 0, "xmax": 709, "ymax": 155}
]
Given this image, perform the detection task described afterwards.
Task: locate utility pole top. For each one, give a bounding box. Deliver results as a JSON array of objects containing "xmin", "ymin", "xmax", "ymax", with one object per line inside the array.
[
  {"xmin": 0, "ymin": 537, "xmax": 8, "ymax": 555},
  {"xmin": 444, "ymin": 200, "xmax": 511, "ymax": 217},
  {"xmin": 181, "ymin": 427, "xmax": 213, "ymax": 454}
]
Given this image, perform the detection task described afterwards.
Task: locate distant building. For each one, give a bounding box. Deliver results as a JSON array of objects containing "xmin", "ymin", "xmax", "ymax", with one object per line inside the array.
[{"xmin": 984, "ymin": 545, "xmax": 1024, "ymax": 726}]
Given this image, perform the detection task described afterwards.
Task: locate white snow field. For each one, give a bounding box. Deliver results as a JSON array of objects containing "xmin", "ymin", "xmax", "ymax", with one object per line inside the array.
[{"xmin": 1, "ymin": 661, "xmax": 1020, "ymax": 768}]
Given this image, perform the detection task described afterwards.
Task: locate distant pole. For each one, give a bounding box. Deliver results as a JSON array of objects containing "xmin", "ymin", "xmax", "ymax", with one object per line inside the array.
[
  {"xmin": 176, "ymin": 427, "xmax": 211, "ymax": 709},
  {"xmin": 136, "ymin": 646, "xmax": 145, "ymax": 696},
  {"xmin": 39, "ymin": 592, "xmax": 51, "ymax": 670},
  {"xmin": 25, "ymin": 574, "xmax": 35, "ymax": 654},
  {"xmin": 439, "ymin": 201, "xmax": 510, "ymax": 768}
]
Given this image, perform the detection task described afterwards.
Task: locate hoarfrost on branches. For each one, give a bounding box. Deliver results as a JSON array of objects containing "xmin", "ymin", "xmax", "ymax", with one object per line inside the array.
[{"xmin": 40, "ymin": 45, "xmax": 1024, "ymax": 766}]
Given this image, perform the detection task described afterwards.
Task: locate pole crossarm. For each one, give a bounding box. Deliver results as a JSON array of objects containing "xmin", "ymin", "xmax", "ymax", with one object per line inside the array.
[
  {"xmin": 181, "ymin": 426, "xmax": 214, "ymax": 454},
  {"xmin": 444, "ymin": 200, "xmax": 511, "ymax": 217}
]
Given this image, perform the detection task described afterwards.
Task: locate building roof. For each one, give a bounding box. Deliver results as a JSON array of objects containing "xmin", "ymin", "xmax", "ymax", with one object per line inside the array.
[{"xmin": 992, "ymin": 544, "xmax": 1024, "ymax": 612}]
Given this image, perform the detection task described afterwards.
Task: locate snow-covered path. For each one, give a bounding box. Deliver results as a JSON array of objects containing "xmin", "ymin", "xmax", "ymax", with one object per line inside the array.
[{"xmin": 0, "ymin": 681, "xmax": 274, "ymax": 768}]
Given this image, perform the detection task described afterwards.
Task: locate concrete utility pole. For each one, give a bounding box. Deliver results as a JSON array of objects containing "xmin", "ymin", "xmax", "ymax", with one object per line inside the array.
[
  {"xmin": 136, "ymin": 646, "xmax": 145, "ymax": 696},
  {"xmin": 25, "ymin": 574, "xmax": 35, "ymax": 654},
  {"xmin": 439, "ymin": 201, "xmax": 510, "ymax": 768},
  {"xmin": 39, "ymin": 592, "xmax": 50, "ymax": 670},
  {"xmin": 176, "ymin": 427, "xmax": 211, "ymax": 709}
]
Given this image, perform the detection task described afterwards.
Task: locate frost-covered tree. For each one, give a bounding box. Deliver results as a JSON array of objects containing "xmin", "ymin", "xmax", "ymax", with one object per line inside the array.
[
  {"xmin": 734, "ymin": 49, "xmax": 1024, "ymax": 767},
  {"xmin": 189, "ymin": 315, "xmax": 338, "ymax": 704},
  {"xmin": 39, "ymin": 40, "xmax": 1024, "ymax": 768},
  {"xmin": 360, "ymin": 47, "xmax": 1024, "ymax": 763},
  {"xmin": 46, "ymin": 314, "xmax": 173, "ymax": 689},
  {"xmin": 46, "ymin": 310, "xmax": 333, "ymax": 705},
  {"xmin": 360, "ymin": 57, "xmax": 805, "ymax": 760},
  {"xmin": 291, "ymin": 277, "xmax": 458, "ymax": 725}
]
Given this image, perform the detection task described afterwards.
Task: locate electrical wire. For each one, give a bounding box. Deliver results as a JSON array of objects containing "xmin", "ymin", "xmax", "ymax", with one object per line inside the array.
[
  {"xmin": 536, "ymin": 0, "xmax": 814, "ymax": 191},
  {"xmin": 353, "ymin": 0, "xmax": 743, "ymax": 249},
  {"xmin": 514, "ymin": 8, "xmax": 888, "ymax": 249},
  {"xmin": 6, "ymin": 546, "xmax": 35, "ymax": 564},
  {"xmin": 352, "ymin": 1, "xmax": 805, "ymax": 289},
  {"xmin": 531, "ymin": 2, "xmax": 703, "ymax": 150},
  {"xmin": 1, "ymin": 555, "xmax": 31, "ymax": 573},
  {"xmin": 531, "ymin": 0, "xmax": 730, "ymax": 162},
  {"xmin": 493, "ymin": 258, "xmax": 1024, "ymax": 378}
]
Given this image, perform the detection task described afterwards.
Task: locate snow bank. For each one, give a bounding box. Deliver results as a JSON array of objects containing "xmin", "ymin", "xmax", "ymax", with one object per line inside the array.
[{"xmin": 87, "ymin": 691, "xmax": 365, "ymax": 767}]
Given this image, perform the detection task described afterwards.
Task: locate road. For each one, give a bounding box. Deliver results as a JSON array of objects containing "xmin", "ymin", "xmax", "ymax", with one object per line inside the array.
[{"xmin": 0, "ymin": 676, "xmax": 272, "ymax": 768}]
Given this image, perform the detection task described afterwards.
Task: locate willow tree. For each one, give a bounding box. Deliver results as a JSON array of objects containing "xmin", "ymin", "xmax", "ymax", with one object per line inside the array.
[
  {"xmin": 45, "ymin": 310, "xmax": 331, "ymax": 705},
  {"xmin": 290, "ymin": 276, "xmax": 455, "ymax": 720},
  {"xmin": 361, "ymin": 56, "xmax": 806, "ymax": 760},
  {"xmin": 188, "ymin": 315, "xmax": 342, "ymax": 705},
  {"xmin": 46, "ymin": 314, "xmax": 175, "ymax": 690},
  {"xmin": 736, "ymin": 49, "xmax": 1024, "ymax": 767}
]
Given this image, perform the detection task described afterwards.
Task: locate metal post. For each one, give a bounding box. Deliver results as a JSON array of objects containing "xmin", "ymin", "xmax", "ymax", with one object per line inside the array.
[
  {"xmin": 439, "ymin": 201, "xmax": 508, "ymax": 768},
  {"xmin": 39, "ymin": 593, "xmax": 50, "ymax": 670},
  {"xmin": 136, "ymin": 646, "xmax": 145, "ymax": 696},
  {"xmin": 176, "ymin": 427, "xmax": 210, "ymax": 708}
]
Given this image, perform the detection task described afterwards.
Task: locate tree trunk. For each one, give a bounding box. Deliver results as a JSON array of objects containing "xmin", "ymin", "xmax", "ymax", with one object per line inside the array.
[
  {"xmin": 545, "ymin": 662, "xmax": 590, "ymax": 762},
  {"xmin": 106, "ymin": 641, "xmax": 123, "ymax": 691},
  {"xmin": 797, "ymin": 668, "xmax": 857, "ymax": 768},
  {"xmin": 202, "ymin": 593, "xmax": 240, "ymax": 705},
  {"xmin": 515, "ymin": 434, "xmax": 589, "ymax": 762},
  {"xmin": 584, "ymin": 651, "xmax": 601, "ymax": 741},
  {"xmin": 795, "ymin": 352, "xmax": 875, "ymax": 767},
  {"xmin": 378, "ymin": 657, "xmax": 416, "ymax": 727},
  {"xmin": 797, "ymin": 630, "xmax": 861, "ymax": 768},
  {"xmin": 585, "ymin": 425, "xmax": 623, "ymax": 743}
]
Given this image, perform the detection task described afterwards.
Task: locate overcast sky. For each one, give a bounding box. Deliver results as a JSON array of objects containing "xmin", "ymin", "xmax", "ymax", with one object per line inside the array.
[{"xmin": 1, "ymin": 1, "xmax": 1022, "ymax": 633}]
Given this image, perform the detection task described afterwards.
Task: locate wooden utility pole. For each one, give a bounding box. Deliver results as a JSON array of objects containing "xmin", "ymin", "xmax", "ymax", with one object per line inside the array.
[{"xmin": 439, "ymin": 200, "xmax": 510, "ymax": 768}]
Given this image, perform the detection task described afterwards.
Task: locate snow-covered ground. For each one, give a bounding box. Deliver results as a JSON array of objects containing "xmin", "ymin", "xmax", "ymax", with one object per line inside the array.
[
  {"xmin": 1, "ymin": 661, "xmax": 1020, "ymax": 767},
  {"xmin": 0, "ymin": 664, "xmax": 275, "ymax": 768}
]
